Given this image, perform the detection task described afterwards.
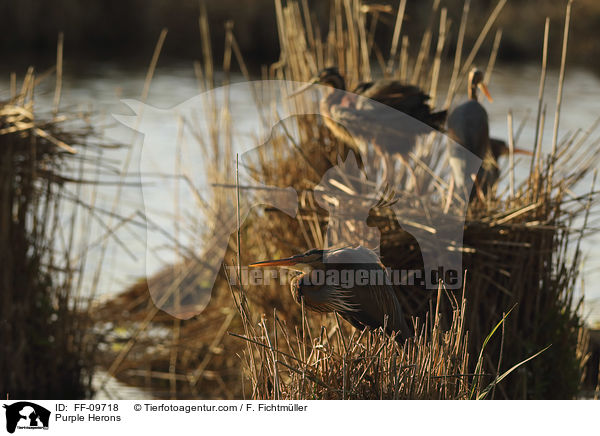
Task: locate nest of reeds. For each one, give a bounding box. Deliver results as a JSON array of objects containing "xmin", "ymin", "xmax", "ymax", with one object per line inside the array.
[{"xmin": 95, "ymin": 0, "xmax": 597, "ymax": 399}]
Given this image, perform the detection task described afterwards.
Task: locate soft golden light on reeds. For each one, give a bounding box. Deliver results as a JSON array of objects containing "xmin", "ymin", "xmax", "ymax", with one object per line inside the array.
[{"xmin": 89, "ymin": 0, "xmax": 597, "ymax": 400}]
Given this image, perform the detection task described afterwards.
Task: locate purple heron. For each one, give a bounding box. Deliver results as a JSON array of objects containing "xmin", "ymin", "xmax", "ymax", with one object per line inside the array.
[
  {"xmin": 249, "ymin": 246, "xmax": 410, "ymax": 341},
  {"xmin": 290, "ymin": 67, "xmax": 447, "ymax": 186},
  {"xmin": 447, "ymin": 68, "xmax": 532, "ymax": 198}
]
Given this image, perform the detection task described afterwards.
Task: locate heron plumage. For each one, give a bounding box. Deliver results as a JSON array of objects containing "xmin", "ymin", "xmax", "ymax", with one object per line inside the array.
[{"xmin": 250, "ymin": 246, "xmax": 411, "ymax": 341}]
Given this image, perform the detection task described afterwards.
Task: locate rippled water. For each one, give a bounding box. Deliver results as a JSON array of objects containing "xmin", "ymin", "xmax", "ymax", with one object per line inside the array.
[{"xmin": 2, "ymin": 62, "xmax": 600, "ymax": 323}]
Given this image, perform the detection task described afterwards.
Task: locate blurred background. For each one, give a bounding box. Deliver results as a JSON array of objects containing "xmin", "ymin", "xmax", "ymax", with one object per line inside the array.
[{"xmin": 2, "ymin": 0, "xmax": 600, "ymax": 70}]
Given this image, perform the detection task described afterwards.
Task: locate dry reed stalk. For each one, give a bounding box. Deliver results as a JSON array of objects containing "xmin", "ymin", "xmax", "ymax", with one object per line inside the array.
[
  {"xmin": 399, "ymin": 35, "xmax": 409, "ymax": 82},
  {"xmin": 549, "ymin": 0, "xmax": 573, "ymax": 186},
  {"xmin": 530, "ymin": 17, "xmax": 550, "ymax": 182},
  {"xmin": 429, "ymin": 7, "xmax": 448, "ymax": 106},
  {"xmin": 483, "ymin": 28, "xmax": 502, "ymax": 85},
  {"xmin": 411, "ymin": 0, "xmax": 440, "ymax": 86},
  {"xmin": 386, "ymin": 0, "xmax": 407, "ymax": 75},
  {"xmin": 507, "ymin": 110, "xmax": 515, "ymax": 199},
  {"xmin": 53, "ymin": 32, "xmax": 63, "ymax": 116},
  {"xmin": 199, "ymin": 2, "xmax": 214, "ymax": 89},
  {"xmin": 444, "ymin": 0, "xmax": 470, "ymax": 108}
]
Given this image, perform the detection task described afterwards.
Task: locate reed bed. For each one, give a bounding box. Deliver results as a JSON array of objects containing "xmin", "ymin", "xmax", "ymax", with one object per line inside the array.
[
  {"xmin": 231, "ymin": 285, "xmax": 475, "ymax": 400},
  {"xmin": 0, "ymin": 59, "xmax": 107, "ymax": 398},
  {"xmin": 95, "ymin": 0, "xmax": 597, "ymax": 399}
]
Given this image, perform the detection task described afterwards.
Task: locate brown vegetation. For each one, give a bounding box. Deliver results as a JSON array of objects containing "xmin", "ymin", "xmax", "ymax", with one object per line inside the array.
[
  {"xmin": 0, "ymin": 62, "xmax": 102, "ymax": 398},
  {"xmin": 91, "ymin": 0, "xmax": 598, "ymax": 400}
]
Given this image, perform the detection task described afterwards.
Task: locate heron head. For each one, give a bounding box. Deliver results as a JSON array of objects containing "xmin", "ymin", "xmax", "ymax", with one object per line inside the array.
[
  {"xmin": 468, "ymin": 67, "xmax": 493, "ymax": 102},
  {"xmin": 288, "ymin": 67, "xmax": 346, "ymax": 98},
  {"xmin": 249, "ymin": 248, "xmax": 325, "ymax": 272},
  {"xmin": 315, "ymin": 67, "xmax": 346, "ymax": 90}
]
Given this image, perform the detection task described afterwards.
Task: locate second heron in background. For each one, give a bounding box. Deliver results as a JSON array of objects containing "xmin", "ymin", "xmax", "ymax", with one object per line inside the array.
[
  {"xmin": 290, "ymin": 67, "xmax": 447, "ymax": 187},
  {"xmin": 447, "ymin": 68, "xmax": 532, "ymax": 200}
]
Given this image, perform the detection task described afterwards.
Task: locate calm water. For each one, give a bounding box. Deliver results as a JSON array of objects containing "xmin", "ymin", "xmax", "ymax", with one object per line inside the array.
[{"xmin": 2, "ymin": 62, "xmax": 600, "ymax": 324}]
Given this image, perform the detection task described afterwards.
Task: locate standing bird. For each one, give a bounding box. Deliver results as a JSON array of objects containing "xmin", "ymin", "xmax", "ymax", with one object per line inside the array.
[
  {"xmin": 290, "ymin": 67, "xmax": 447, "ymax": 187},
  {"xmin": 249, "ymin": 245, "xmax": 410, "ymax": 341},
  {"xmin": 447, "ymin": 68, "xmax": 531, "ymax": 199}
]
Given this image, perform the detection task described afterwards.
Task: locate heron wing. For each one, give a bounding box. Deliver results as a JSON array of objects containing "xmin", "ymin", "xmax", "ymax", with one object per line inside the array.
[
  {"xmin": 334, "ymin": 275, "xmax": 410, "ymax": 340},
  {"xmin": 329, "ymin": 101, "xmax": 428, "ymax": 156},
  {"xmin": 325, "ymin": 247, "xmax": 410, "ymax": 339},
  {"xmin": 354, "ymin": 80, "xmax": 446, "ymax": 129},
  {"xmin": 325, "ymin": 245, "xmax": 382, "ymax": 263}
]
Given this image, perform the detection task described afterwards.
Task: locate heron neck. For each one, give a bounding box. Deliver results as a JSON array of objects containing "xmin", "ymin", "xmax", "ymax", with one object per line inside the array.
[
  {"xmin": 468, "ymin": 85, "xmax": 478, "ymax": 100},
  {"xmin": 290, "ymin": 273, "xmax": 326, "ymax": 310},
  {"xmin": 289, "ymin": 263, "xmax": 332, "ymax": 311},
  {"xmin": 324, "ymin": 88, "xmax": 345, "ymax": 107}
]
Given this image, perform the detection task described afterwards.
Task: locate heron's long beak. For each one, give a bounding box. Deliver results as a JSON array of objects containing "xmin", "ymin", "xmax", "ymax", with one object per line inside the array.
[
  {"xmin": 249, "ymin": 256, "xmax": 301, "ymax": 267},
  {"xmin": 512, "ymin": 147, "xmax": 534, "ymax": 156},
  {"xmin": 499, "ymin": 144, "xmax": 534, "ymax": 157},
  {"xmin": 478, "ymin": 82, "xmax": 493, "ymax": 102},
  {"xmin": 287, "ymin": 78, "xmax": 318, "ymax": 98}
]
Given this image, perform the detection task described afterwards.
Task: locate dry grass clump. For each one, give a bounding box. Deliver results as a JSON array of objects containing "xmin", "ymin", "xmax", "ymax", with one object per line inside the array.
[
  {"xmin": 0, "ymin": 62, "xmax": 103, "ymax": 398},
  {"xmin": 230, "ymin": 281, "xmax": 476, "ymax": 400}
]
